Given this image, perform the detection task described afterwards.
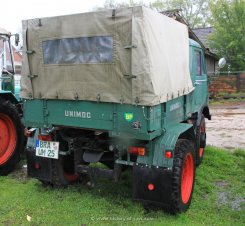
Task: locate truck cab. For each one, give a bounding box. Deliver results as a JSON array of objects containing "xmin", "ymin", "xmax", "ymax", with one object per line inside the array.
[{"xmin": 189, "ymin": 39, "xmax": 209, "ymax": 111}]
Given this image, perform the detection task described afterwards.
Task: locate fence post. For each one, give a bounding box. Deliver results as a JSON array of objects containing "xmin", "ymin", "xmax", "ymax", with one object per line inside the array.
[{"xmin": 236, "ymin": 73, "xmax": 240, "ymax": 92}]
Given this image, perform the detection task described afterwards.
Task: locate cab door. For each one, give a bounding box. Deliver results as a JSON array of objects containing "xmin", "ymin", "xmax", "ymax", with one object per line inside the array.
[{"xmin": 193, "ymin": 48, "xmax": 208, "ymax": 107}]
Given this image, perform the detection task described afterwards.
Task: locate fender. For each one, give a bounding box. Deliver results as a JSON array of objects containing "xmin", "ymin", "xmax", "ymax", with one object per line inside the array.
[
  {"xmin": 151, "ymin": 123, "xmax": 194, "ymax": 168},
  {"xmin": 197, "ymin": 104, "xmax": 211, "ymax": 126},
  {"xmin": 0, "ymin": 91, "xmax": 19, "ymax": 104}
]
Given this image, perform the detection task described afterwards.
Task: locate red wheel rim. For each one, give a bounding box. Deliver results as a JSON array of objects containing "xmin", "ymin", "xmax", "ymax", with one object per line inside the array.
[
  {"xmin": 64, "ymin": 173, "xmax": 79, "ymax": 182},
  {"xmin": 199, "ymin": 119, "xmax": 206, "ymax": 157},
  {"xmin": 199, "ymin": 148, "xmax": 204, "ymax": 157},
  {"xmin": 181, "ymin": 153, "xmax": 194, "ymax": 204},
  {"xmin": 200, "ymin": 122, "xmax": 205, "ymax": 133},
  {"xmin": 0, "ymin": 113, "xmax": 17, "ymax": 165}
]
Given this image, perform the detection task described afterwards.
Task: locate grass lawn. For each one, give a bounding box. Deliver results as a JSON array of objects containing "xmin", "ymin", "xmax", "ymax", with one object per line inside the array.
[
  {"xmin": 209, "ymin": 98, "xmax": 245, "ymax": 106},
  {"xmin": 0, "ymin": 146, "xmax": 244, "ymax": 226}
]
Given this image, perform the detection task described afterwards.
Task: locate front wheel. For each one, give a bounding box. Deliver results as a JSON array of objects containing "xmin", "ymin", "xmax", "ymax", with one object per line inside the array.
[
  {"xmin": 132, "ymin": 139, "xmax": 196, "ymax": 214},
  {"xmin": 196, "ymin": 115, "xmax": 206, "ymax": 166},
  {"xmin": 0, "ymin": 100, "xmax": 23, "ymax": 175}
]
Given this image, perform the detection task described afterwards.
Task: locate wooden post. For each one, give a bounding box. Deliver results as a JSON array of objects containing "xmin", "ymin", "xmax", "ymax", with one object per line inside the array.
[{"xmin": 236, "ymin": 73, "xmax": 240, "ymax": 92}]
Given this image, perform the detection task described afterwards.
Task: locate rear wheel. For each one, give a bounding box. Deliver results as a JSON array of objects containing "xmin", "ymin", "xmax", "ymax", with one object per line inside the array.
[
  {"xmin": 0, "ymin": 100, "xmax": 23, "ymax": 175},
  {"xmin": 169, "ymin": 139, "xmax": 196, "ymax": 213},
  {"xmin": 49, "ymin": 154, "xmax": 79, "ymax": 187},
  {"xmin": 196, "ymin": 115, "xmax": 206, "ymax": 166}
]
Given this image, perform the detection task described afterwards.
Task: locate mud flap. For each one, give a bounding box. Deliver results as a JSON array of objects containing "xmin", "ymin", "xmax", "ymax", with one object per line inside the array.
[
  {"xmin": 26, "ymin": 148, "xmax": 52, "ymax": 182},
  {"xmin": 133, "ymin": 165, "xmax": 173, "ymax": 207}
]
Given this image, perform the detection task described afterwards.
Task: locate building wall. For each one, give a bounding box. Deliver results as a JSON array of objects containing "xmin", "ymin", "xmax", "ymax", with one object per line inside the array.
[
  {"xmin": 205, "ymin": 55, "xmax": 217, "ymax": 76},
  {"xmin": 209, "ymin": 73, "xmax": 245, "ymax": 97}
]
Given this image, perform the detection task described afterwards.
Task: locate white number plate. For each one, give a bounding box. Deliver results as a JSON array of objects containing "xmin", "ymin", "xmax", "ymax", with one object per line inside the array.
[{"xmin": 35, "ymin": 140, "xmax": 59, "ymax": 159}]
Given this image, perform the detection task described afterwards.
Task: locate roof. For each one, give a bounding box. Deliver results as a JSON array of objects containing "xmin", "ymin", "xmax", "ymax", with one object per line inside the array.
[
  {"xmin": 192, "ymin": 27, "xmax": 214, "ymax": 49},
  {"xmin": 189, "ymin": 39, "xmax": 201, "ymax": 48},
  {"xmin": 0, "ymin": 27, "xmax": 10, "ymax": 36},
  {"xmin": 12, "ymin": 45, "xmax": 22, "ymax": 64},
  {"xmin": 160, "ymin": 11, "xmax": 217, "ymax": 59}
]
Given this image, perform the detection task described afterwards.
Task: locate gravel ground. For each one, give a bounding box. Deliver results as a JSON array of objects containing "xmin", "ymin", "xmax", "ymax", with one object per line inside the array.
[{"xmin": 206, "ymin": 101, "xmax": 245, "ymax": 150}]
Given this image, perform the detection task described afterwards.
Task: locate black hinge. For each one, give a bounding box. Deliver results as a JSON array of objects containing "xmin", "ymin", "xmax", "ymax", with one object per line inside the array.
[
  {"xmin": 112, "ymin": 9, "xmax": 116, "ymax": 17},
  {"xmin": 124, "ymin": 74, "xmax": 137, "ymax": 79},
  {"xmin": 27, "ymin": 74, "xmax": 38, "ymax": 79},
  {"xmin": 26, "ymin": 50, "xmax": 35, "ymax": 54},
  {"xmin": 124, "ymin": 44, "xmax": 137, "ymax": 49}
]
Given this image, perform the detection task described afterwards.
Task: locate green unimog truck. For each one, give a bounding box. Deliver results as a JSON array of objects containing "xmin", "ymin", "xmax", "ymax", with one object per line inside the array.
[
  {"xmin": 0, "ymin": 28, "xmax": 24, "ymax": 175},
  {"xmin": 22, "ymin": 6, "xmax": 211, "ymax": 213}
]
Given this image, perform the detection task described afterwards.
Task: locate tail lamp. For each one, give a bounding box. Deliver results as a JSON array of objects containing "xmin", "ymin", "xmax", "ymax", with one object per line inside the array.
[
  {"xmin": 38, "ymin": 134, "xmax": 52, "ymax": 141},
  {"xmin": 128, "ymin": 147, "xmax": 146, "ymax": 156}
]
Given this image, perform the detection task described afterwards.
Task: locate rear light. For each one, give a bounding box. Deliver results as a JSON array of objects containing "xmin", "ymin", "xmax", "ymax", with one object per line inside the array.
[
  {"xmin": 165, "ymin": 150, "xmax": 172, "ymax": 159},
  {"xmin": 128, "ymin": 146, "xmax": 146, "ymax": 156},
  {"xmin": 38, "ymin": 134, "xmax": 52, "ymax": 141},
  {"xmin": 138, "ymin": 147, "xmax": 145, "ymax": 156},
  {"xmin": 148, "ymin": 183, "xmax": 154, "ymax": 191}
]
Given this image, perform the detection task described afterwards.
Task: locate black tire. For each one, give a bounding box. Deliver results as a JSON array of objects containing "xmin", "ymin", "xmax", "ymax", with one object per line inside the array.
[
  {"xmin": 168, "ymin": 139, "xmax": 196, "ymax": 214},
  {"xmin": 48, "ymin": 154, "xmax": 79, "ymax": 187},
  {"xmin": 196, "ymin": 115, "xmax": 206, "ymax": 166},
  {"xmin": 0, "ymin": 100, "xmax": 24, "ymax": 175}
]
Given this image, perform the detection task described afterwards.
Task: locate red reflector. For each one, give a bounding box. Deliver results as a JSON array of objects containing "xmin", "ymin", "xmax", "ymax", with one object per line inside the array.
[
  {"xmin": 165, "ymin": 151, "xmax": 172, "ymax": 159},
  {"xmin": 38, "ymin": 134, "xmax": 52, "ymax": 141},
  {"xmin": 128, "ymin": 147, "xmax": 146, "ymax": 156},
  {"xmin": 148, "ymin": 183, "xmax": 154, "ymax": 191},
  {"xmin": 35, "ymin": 163, "xmax": 40, "ymax": 169}
]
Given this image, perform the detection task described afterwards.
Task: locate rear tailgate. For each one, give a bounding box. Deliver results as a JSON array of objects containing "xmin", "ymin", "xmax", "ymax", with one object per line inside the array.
[{"xmin": 23, "ymin": 99, "xmax": 114, "ymax": 130}]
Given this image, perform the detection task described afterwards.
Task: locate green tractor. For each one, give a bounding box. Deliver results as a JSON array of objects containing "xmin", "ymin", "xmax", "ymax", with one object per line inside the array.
[
  {"xmin": 0, "ymin": 29, "xmax": 24, "ymax": 175},
  {"xmin": 22, "ymin": 7, "xmax": 212, "ymax": 213}
]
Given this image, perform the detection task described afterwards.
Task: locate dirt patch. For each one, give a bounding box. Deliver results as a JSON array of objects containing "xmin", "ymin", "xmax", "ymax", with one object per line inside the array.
[
  {"xmin": 206, "ymin": 101, "xmax": 245, "ymax": 150},
  {"xmin": 10, "ymin": 163, "xmax": 28, "ymax": 182},
  {"xmin": 215, "ymin": 180, "xmax": 245, "ymax": 211}
]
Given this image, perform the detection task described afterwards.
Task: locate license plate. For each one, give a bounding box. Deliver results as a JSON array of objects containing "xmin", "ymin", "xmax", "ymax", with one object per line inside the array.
[{"xmin": 35, "ymin": 140, "xmax": 59, "ymax": 159}]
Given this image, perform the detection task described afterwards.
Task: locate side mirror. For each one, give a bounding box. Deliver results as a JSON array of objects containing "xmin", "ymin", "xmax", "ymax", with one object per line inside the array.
[
  {"xmin": 15, "ymin": 33, "xmax": 20, "ymax": 46},
  {"xmin": 218, "ymin": 58, "xmax": 226, "ymax": 68}
]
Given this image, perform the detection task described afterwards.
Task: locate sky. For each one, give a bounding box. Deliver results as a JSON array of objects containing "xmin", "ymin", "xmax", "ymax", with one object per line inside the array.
[
  {"xmin": 0, "ymin": 0, "xmax": 153, "ymax": 33},
  {"xmin": 1, "ymin": 0, "xmax": 105, "ymax": 32}
]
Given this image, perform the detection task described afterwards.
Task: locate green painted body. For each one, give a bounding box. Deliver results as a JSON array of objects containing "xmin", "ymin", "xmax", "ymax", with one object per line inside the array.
[{"xmin": 24, "ymin": 39, "xmax": 209, "ymax": 168}]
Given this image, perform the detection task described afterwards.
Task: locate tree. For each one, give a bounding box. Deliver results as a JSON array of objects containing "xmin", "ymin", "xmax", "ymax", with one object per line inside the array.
[
  {"xmin": 208, "ymin": 0, "xmax": 245, "ymax": 71},
  {"xmin": 98, "ymin": 0, "xmax": 211, "ymax": 28},
  {"xmin": 149, "ymin": 0, "xmax": 211, "ymax": 28},
  {"xmin": 95, "ymin": 0, "xmax": 146, "ymax": 10}
]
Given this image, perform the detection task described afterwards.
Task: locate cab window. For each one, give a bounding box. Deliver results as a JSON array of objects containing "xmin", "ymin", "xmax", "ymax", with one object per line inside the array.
[{"xmin": 194, "ymin": 50, "xmax": 202, "ymax": 76}]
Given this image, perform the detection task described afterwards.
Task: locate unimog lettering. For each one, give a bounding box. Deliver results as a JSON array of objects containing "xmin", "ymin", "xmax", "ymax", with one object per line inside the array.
[
  {"xmin": 65, "ymin": 110, "xmax": 91, "ymax": 118},
  {"xmin": 170, "ymin": 102, "xmax": 181, "ymax": 111}
]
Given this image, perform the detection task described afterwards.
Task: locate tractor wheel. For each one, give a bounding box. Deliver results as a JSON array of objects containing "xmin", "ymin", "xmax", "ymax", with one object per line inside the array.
[
  {"xmin": 196, "ymin": 115, "xmax": 206, "ymax": 166},
  {"xmin": 169, "ymin": 139, "xmax": 196, "ymax": 213},
  {"xmin": 0, "ymin": 100, "xmax": 23, "ymax": 175},
  {"xmin": 49, "ymin": 153, "xmax": 79, "ymax": 187}
]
